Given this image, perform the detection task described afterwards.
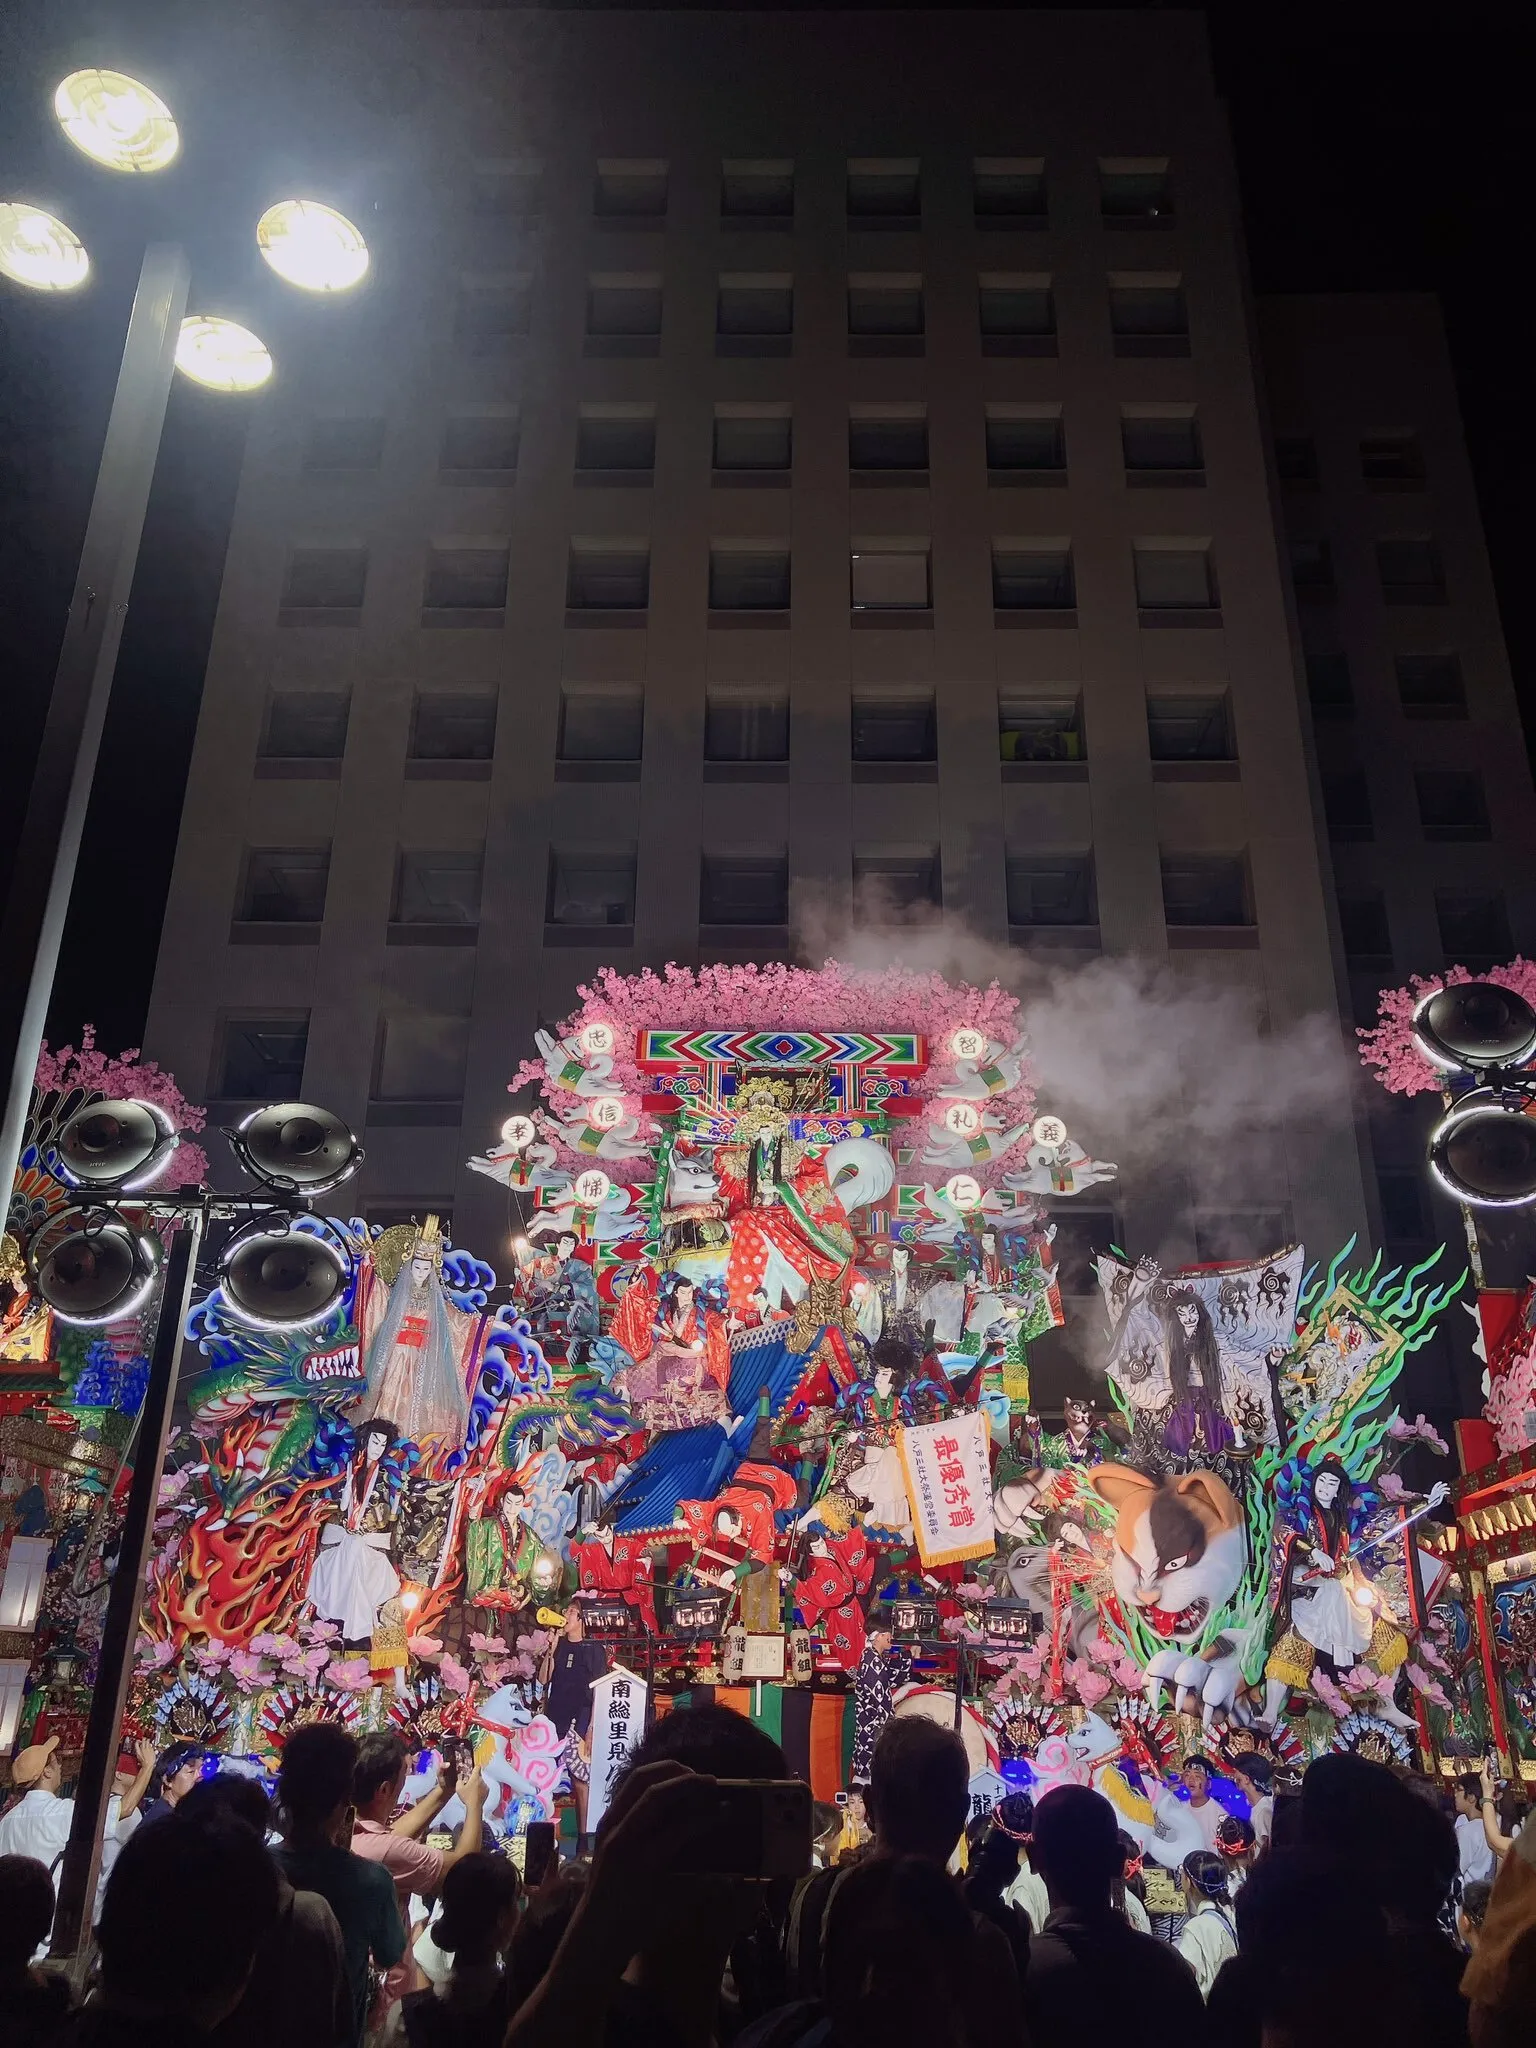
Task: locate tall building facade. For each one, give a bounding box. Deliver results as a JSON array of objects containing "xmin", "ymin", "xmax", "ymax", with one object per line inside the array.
[{"xmin": 141, "ymin": 9, "xmax": 1531, "ymax": 1417}]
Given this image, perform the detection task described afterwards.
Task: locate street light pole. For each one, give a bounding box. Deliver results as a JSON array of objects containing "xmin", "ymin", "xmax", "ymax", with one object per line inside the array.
[
  {"xmin": 47, "ymin": 1195, "xmax": 203, "ymax": 1964},
  {"xmin": 0, "ymin": 242, "xmax": 189, "ymax": 1220}
]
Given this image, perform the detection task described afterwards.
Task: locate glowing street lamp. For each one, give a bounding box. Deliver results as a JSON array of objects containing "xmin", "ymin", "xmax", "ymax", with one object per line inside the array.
[
  {"xmin": 53, "ymin": 69, "xmax": 180, "ymax": 174},
  {"xmin": 0, "ymin": 202, "xmax": 90, "ymax": 290},
  {"xmin": 257, "ymin": 199, "xmax": 369, "ymax": 292},
  {"xmin": 175, "ymin": 315, "xmax": 274, "ymax": 392}
]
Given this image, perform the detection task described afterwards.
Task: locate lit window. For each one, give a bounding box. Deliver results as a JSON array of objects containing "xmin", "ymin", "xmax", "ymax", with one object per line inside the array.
[{"xmin": 999, "ymin": 695, "xmax": 1084, "ymax": 763}]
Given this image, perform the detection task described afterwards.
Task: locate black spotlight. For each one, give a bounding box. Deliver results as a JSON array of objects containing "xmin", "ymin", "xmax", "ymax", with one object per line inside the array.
[
  {"xmin": 229, "ymin": 1103, "xmax": 362, "ymax": 1195},
  {"xmin": 28, "ymin": 1213, "xmax": 162, "ymax": 1326},
  {"xmin": 1411, "ymin": 982, "xmax": 1536, "ymax": 1076},
  {"xmin": 53, "ymin": 1097, "xmax": 178, "ymax": 1193},
  {"xmin": 219, "ymin": 1221, "xmax": 350, "ymax": 1329},
  {"xmin": 1429, "ymin": 1092, "xmax": 1536, "ymax": 1208}
]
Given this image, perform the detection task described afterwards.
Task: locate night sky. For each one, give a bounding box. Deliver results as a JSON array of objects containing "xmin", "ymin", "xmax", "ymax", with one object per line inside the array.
[{"xmin": 1, "ymin": 0, "xmax": 1528, "ymax": 1059}]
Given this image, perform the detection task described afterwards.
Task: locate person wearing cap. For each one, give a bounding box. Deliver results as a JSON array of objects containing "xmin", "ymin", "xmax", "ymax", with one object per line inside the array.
[
  {"xmin": 0, "ymin": 1733, "xmax": 156, "ymax": 1906},
  {"xmin": 1174, "ymin": 1848, "xmax": 1237, "ymax": 1996}
]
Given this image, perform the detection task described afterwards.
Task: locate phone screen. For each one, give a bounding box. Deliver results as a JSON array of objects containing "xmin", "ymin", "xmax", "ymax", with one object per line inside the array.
[{"xmin": 524, "ymin": 1820, "xmax": 558, "ymax": 1886}]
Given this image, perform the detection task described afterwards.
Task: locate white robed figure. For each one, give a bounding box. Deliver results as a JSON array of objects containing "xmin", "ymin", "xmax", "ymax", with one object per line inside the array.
[
  {"xmin": 354, "ymin": 1214, "xmax": 476, "ymax": 1452},
  {"xmin": 306, "ymin": 1418, "xmax": 404, "ymax": 1641}
]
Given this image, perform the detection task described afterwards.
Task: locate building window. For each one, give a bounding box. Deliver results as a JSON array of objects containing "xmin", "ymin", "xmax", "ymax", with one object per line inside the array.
[
  {"xmin": 594, "ymin": 159, "xmax": 667, "ymax": 223},
  {"xmin": 1377, "ymin": 1171, "xmax": 1429, "ymax": 1243},
  {"xmin": 1395, "ymin": 652, "xmax": 1466, "ymax": 718},
  {"xmin": 1322, "ymin": 770, "xmax": 1373, "ymax": 842},
  {"xmin": 847, "ymin": 158, "xmax": 920, "ymax": 225},
  {"xmin": 303, "ymin": 417, "xmax": 385, "ymax": 473},
  {"xmin": 1121, "ymin": 410, "xmax": 1201, "ymax": 476},
  {"xmin": 1376, "ymin": 535, "xmax": 1446, "ymax": 603},
  {"xmin": 700, "ymin": 852, "xmax": 789, "ymax": 926},
  {"xmin": 1361, "ymin": 433, "xmax": 1425, "ymax": 485},
  {"xmin": 373, "ymin": 1013, "xmax": 470, "ymax": 1104},
  {"xmin": 586, "ymin": 273, "xmax": 663, "ymax": 352},
  {"xmin": 993, "ymin": 542, "xmax": 1074, "ymax": 610},
  {"xmin": 1339, "ymin": 891, "xmax": 1391, "ymax": 961},
  {"xmin": 1146, "ymin": 692, "xmax": 1232, "ymax": 760},
  {"xmin": 410, "ymin": 692, "xmax": 497, "ymax": 762},
  {"xmin": 1274, "ymin": 435, "xmax": 1318, "ymax": 485},
  {"xmin": 717, "ymin": 273, "xmax": 792, "ymax": 352},
  {"xmin": 260, "ymin": 689, "xmax": 350, "ymax": 761},
  {"xmin": 848, "ymin": 273, "xmax": 924, "ymax": 344},
  {"xmin": 239, "ymin": 848, "xmax": 330, "ymax": 924},
  {"xmin": 1099, "ymin": 156, "xmax": 1172, "ymax": 225},
  {"xmin": 454, "ymin": 273, "xmax": 531, "ymax": 351},
  {"xmin": 705, "ymin": 688, "xmax": 789, "ymax": 763},
  {"xmin": 470, "ymin": 159, "xmax": 541, "ymax": 218},
  {"xmin": 1306, "ymin": 650, "xmax": 1353, "ymax": 717},
  {"xmin": 393, "ymin": 849, "xmax": 483, "ymax": 926},
  {"xmin": 709, "ymin": 543, "xmax": 791, "ymax": 611},
  {"xmin": 1288, "ymin": 537, "xmax": 1335, "ymax": 598},
  {"xmin": 986, "ymin": 407, "xmax": 1064, "ymax": 475},
  {"xmin": 978, "ymin": 274, "xmax": 1055, "ymax": 355},
  {"xmin": 849, "ymin": 408, "xmax": 928, "ymax": 474},
  {"xmin": 281, "ymin": 546, "xmax": 366, "ymax": 616},
  {"xmin": 1109, "ymin": 275, "xmax": 1188, "ymax": 356},
  {"xmin": 1133, "ymin": 541, "xmax": 1216, "ymax": 612},
  {"xmin": 547, "ymin": 847, "xmax": 636, "ymax": 928},
  {"xmin": 576, "ymin": 405, "xmax": 656, "ymax": 476},
  {"xmin": 721, "ymin": 159, "xmax": 793, "ymax": 224},
  {"xmin": 440, "ymin": 409, "xmax": 520, "ymax": 478},
  {"xmin": 1416, "ymin": 769, "xmax": 1491, "ymax": 842},
  {"xmin": 1161, "ymin": 854, "xmax": 1250, "ymax": 927},
  {"xmin": 714, "ymin": 405, "xmax": 791, "ymax": 473},
  {"xmin": 1006, "ymin": 853, "xmax": 1095, "ymax": 927},
  {"xmin": 217, "ymin": 1016, "xmax": 308, "ymax": 1100},
  {"xmin": 851, "ymin": 542, "xmax": 930, "ymax": 611},
  {"xmin": 852, "ymin": 692, "xmax": 936, "ymax": 762},
  {"xmin": 559, "ymin": 685, "xmax": 644, "ymax": 763},
  {"xmin": 567, "ymin": 541, "xmax": 650, "ymax": 611},
  {"xmin": 423, "ymin": 543, "xmax": 509, "ymax": 614},
  {"xmin": 853, "ymin": 848, "xmax": 941, "ymax": 918},
  {"xmin": 974, "ymin": 157, "xmax": 1046, "ymax": 227},
  {"xmin": 999, "ymin": 694, "xmax": 1084, "ymax": 763},
  {"xmin": 1436, "ymin": 889, "xmax": 1511, "ymax": 968}
]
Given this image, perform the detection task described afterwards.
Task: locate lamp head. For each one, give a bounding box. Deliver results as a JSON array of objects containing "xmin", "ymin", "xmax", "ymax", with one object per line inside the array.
[
  {"xmin": 0, "ymin": 203, "xmax": 89, "ymax": 291},
  {"xmin": 175, "ymin": 316, "xmax": 272, "ymax": 392},
  {"xmin": 218, "ymin": 1220, "xmax": 350, "ymax": 1329},
  {"xmin": 1429, "ymin": 1091, "xmax": 1536, "ymax": 1209},
  {"xmin": 1411, "ymin": 981, "xmax": 1536, "ymax": 1077},
  {"xmin": 256, "ymin": 200, "xmax": 369, "ymax": 292},
  {"xmin": 28, "ymin": 1213, "xmax": 161, "ymax": 1326},
  {"xmin": 54, "ymin": 69, "xmax": 178, "ymax": 174},
  {"xmin": 229, "ymin": 1103, "xmax": 362, "ymax": 1195},
  {"xmin": 53, "ymin": 1098, "xmax": 179, "ymax": 1194}
]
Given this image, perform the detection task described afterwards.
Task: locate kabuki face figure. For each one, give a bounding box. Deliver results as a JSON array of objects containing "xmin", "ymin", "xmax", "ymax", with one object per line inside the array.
[
  {"xmin": 891, "ymin": 1247, "xmax": 909, "ymax": 1275},
  {"xmin": 874, "ymin": 1367, "xmax": 895, "ymax": 1397},
  {"xmin": 1314, "ymin": 1469, "xmax": 1342, "ymax": 1509},
  {"xmin": 362, "ymin": 1422, "xmax": 394, "ymax": 1465},
  {"xmin": 1175, "ymin": 1299, "xmax": 1201, "ymax": 1339},
  {"xmin": 557, "ymin": 1234, "xmax": 576, "ymax": 1263}
]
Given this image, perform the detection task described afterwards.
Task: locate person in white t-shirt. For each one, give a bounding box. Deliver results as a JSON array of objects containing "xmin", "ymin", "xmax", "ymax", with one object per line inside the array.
[
  {"xmin": 1228, "ymin": 1752, "xmax": 1275, "ymax": 1849},
  {"xmin": 1174, "ymin": 1850, "xmax": 1238, "ymax": 1997},
  {"xmin": 1157, "ymin": 1753, "xmax": 1227, "ymax": 1854},
  {"xmin": 0, "ymin": 1735, "xmax": 155, "ymax": 1941},
  {"xmin": 1454, "ymin": 1773, "xmax": 1496, "ymax": 1884}
]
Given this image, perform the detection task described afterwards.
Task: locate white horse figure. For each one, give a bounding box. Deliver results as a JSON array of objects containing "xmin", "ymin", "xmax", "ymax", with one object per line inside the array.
[
  {"xmin": 535, "ymin": 1029, "xmax": 618, "ymax": 1098},
  {"xmin": 528, "ymin": 1180, "xmax": 643, "ymax": 1245},
  {"xmin": 468, "ymin": 1137, "xmax": 567, "ymax": 1191},
  {"xmin": 920, "ymin": 1113, "xmax": 1031, "ymax": 1171},
  {"xmin": 1003, "ymin": 1138, "xmax": 1119, "ymax": 1198},
  {"xmin": 934, "ymin": 1035, "xmax": 1027, "ymax": 1099}
]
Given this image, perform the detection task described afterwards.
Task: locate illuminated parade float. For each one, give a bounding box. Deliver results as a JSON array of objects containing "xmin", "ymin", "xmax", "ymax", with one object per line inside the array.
[{"xmin": 3, "ymin": 959, "xmax": 1534, "ymax": 1860}]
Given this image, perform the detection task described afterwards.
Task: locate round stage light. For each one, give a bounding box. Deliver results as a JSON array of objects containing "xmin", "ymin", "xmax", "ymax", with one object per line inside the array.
[
  {"xmin": 1411, "ymin": 981, "xmax": 1536, "ymax": 1075},
  {"xmin": 54, "ymin": 70, "xmax": 179, "ymax": 174},
  {"xmin": 29, "ymin": 1214, "xmax": 161, "ymax": 1326},
  {"xmin": 0, "ymin": 203, "xmax": 89, "ymax": 290},
  {"xmin": 230, "ymin": 1103, "xmax": 362, "ymax": 1195},
  {"xmin": 256, "ymin": 200, "xmax": 369, "ymax": 292},
  {"xmin": 53, "ymin": 1097, "xmax": 178, "ymax": 1193},
  {"xmin": 219, "ymin": 1222, "xmax": 350, "ymax": 1330},
  {"xmin": 175, "ymin": 316, "xmax": 272, "ymax": 391},
  {"xmin": 1428, "ymin": 1093, "xmax": 1536, "ymax": 1209}
]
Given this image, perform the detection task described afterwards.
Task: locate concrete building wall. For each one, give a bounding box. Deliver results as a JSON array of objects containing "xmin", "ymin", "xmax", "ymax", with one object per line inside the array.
[
  {"xmin": 144, "ymin": 9, "xmax": 1378, "ymax": 1401},
  {"xmin": 1260, "ymin": 293, "xmax": 1536, "ymax": 1413}
]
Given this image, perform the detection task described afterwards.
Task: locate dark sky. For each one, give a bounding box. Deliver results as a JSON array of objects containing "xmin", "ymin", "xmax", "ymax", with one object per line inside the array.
[{"xmin": 1, "ymin": 0, "xmax": 1529, "ymax": 1061}]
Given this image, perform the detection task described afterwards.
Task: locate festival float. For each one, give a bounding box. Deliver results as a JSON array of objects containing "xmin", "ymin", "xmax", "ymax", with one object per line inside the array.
[{"xmin": 2, "ymin": 959, "xmax": 1528, "ymax": 1855}]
